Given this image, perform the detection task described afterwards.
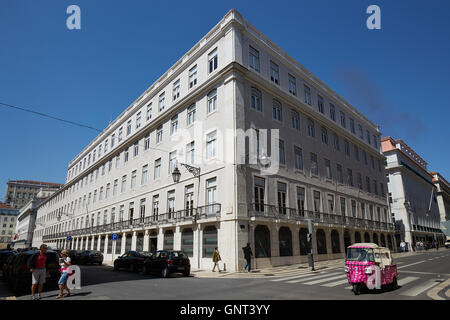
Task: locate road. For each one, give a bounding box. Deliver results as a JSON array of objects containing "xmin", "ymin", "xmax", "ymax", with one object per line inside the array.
[{"xmin": 1, "ymin": 249, "xmax": 449, "ymax": 300}]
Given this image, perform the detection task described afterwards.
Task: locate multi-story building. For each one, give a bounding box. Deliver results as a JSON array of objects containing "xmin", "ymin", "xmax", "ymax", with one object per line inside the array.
[
  {"xmin": 382, "ymin": 137, "xmax": 445, "ymax": 248},
  {"xmin": 14, "ymin": 189, "xmax": 59, "ymax": 249},
  {"xmin": 4, "ymin": 180, "xmax": 63, "ymax": 209},
  {"xmin": 430, "ymin": 172, "xmax": 450, "ymax": 239},
  {"xmin": 32, "ymin": 10, "xmax": 394, "ymax": 271},
  {"xmin": 0, "ymin": 203, "xmax": 19, "ymax": 249}
]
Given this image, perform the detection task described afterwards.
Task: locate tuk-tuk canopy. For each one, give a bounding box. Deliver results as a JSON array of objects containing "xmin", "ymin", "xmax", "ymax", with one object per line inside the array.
[{"xmin": 349, "ymin": 243, "xmax": 380, "ymax": 249}]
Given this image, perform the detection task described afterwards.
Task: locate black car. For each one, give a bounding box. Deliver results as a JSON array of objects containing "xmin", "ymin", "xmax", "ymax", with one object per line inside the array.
[
  {"xmin": 7, "ymin": 250, "xmax": 60, "ymax": 294},
  {"xmin": 114, "ymin": 251, "xmax": 152, "ymax": 272},
  {"xmin": 68, "ymin": 250, "xmax": 86, "ymax": 264},
  {"xmin": 85, "ymin": 250, "xmax": 103, "ymax": 265},
  {"xmin": 142, "ymin": 250, "xmax": 190, "ymax": 278},
  {"xmin": 2, "ymin": 251, "xmax": 18, "ymax": 282}
]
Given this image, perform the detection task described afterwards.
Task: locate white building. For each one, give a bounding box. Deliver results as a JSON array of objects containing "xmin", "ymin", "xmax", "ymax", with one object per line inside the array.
[
  {"xmin": 0, "ymin": 203, "xmax": 19, "ymax": 249},
  {"xmin": 431, "ymin": 172, "xmax": 450, "ymax": 240},
  {"xmin": 382, "ymin": 137, "xmax": 444, "ymax": 248},
  {"xmin": 33, "ymin": 9, "xmax": 394, "ymax": 271}
]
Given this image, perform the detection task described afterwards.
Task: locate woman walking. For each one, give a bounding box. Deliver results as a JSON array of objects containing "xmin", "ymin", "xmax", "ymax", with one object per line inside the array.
[
  {"xmin": 57, "ymin": 250, "xmax": 71, "ymax": 298},
  {"xmin": 212, "ymin": 247, "xmax": 221, "ymax": 272}
]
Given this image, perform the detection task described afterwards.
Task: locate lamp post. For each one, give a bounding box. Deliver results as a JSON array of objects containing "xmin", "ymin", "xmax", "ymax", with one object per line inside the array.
[{"xmin": 172, "ymin": 161, "xmax": 201, "ymax": 269}]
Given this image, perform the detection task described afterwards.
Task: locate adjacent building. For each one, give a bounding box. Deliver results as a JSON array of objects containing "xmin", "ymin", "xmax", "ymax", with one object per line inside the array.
[
  {"xmin": 4, "ymin": 180, "xmax": 63, "ymax": 209},
  {"xmin": 431, "ymin": 172, "xmax": 450, "ymax": 239},
  {"xmin": 382, "ymin": 137, "xmax": 444, "ymax": 248},
  {"xmin": 32, "ymin": 9, "xmax": 394, "ymax": 271},
  {"xmin": 0, "ymin": 203, "xmax": 19, "ymax": 249}
]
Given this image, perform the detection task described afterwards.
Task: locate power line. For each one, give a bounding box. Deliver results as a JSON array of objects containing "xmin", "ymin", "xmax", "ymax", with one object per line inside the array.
[{"xmin": 0, "ymin": 101, "xmax": 102, "ymax": 132}]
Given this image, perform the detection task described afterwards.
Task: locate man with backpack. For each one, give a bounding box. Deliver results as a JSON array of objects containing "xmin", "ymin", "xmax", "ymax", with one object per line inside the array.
[{"xmin": 242, "ymin": 243, "xmax": 253, "ymax": 272}]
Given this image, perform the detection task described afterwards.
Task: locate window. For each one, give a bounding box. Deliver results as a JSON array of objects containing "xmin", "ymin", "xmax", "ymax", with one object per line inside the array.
[
  {"xmin": 186, "ymin": 141, "xmax": 195, "ymax": 164},
  {"xmin": 313, "ymin": 191, "xmax": 321, "ymax": 212},
  {"xmin": 207, "ymin": 89, "xmax": 217, "ymax": 113},
  {"xmin": 99, "ymin": 187, "xmax": 103, "ymax": 201},
  {"xmin": 337, "ymin": 164, "xmax": 343, "ymax": 184},
  {"xmin": 288, "ymin": 74, "xmax": 296, "ymax": 95},
  {"xmin": 118, "ymin": 127, "xmax": 123, "ymax": 142},
  {"xmin": 366, "ymin": 130, "xmax": 371, "ymax": 144},
  {"xmin": 144, "ymin": 133, "xmax": 150, "ymax": 150},
  {"xmin": 152, "ymin": 195, "xmax": 159, "ymax": 218},
  {"xmin": 366, "ymin": 176, "xmax": 371, "ymax": 193},
  {"xmin": 136, "ymin": 112, "xmax": 141, "ymax": 129},
  {"xmin": 207, "ymin": 131, "xmax": 217, "ymax": 159},
  {"xmin": 93, "ymin": 150, "xmax": 96, "ymax": 162},
  {"xmin": 141, "ymin": 165, "xmax": 148, "ymax": 185},
  {"xmin": 363, "ymin": 150, "xmax": 368, "ymax": 165},
  {"xmin": 251, "ymin": 87, "xmax": 262, "ymax": 112},
  {"xmin": 249, "ymin": 46, "xmax": 260, "ymax": 71},
  {"xmin": 206, "ymin": 178, "xmax": 217, "ymax": 206},
  {"xmin": 330, "ymin": 104, "xmax": 336, "ymax": 121},
  {"xmin": 111, "ymin": 134, "xmax": 115, "ymax": 148},
  {"xmin": 156, "ymin": 125, "xmax": 163, "ymax": 144},
  {"xmin": 146, "ymin": 103, "xmax": 152, "ymax": 121},
  {"xmin": 172, "ymin": 80, "xmax": 180, "ymax": 101},
  {"xmin": 350, "ymin": 118, "xmax": 355, "ymax": 133},
  {"xmin": 131, "ymin": 170, "xmax": 137, "ymax": 189},
  {"xmin": 304, "ymin": 85, "xmax": 311, "ymax": 105},
  {"xmin": 106, "ymin": 183, "xmax": 110, "ymax": 199},
  {"xmin": 344, "ymin": 140, "xmax": 350, "ymax": 156},
  {"xmin": 351, "ymin": 200, "xmax": 357, "ymax": 217},
  {"xmin": 340, "ymin": 111, "xmax": 346, "ymax": 128},
  {"xmin": 317, "ymin": 95, "xmax": 324, "ymax": 113},
  {"xmin": 133, "ymin": 142, "xmax": 139, "ymax": 157},
  {"xmin": 340, "ymin": 197, "xmax": 346, "ymax": 216},
  {"xmin": 307, "ymin": 118, "xmax": 315, "ymax": 137},
  {"xmin": 287, "ymin": 110, "xmax": 300, "ymax": 131},
  {"xmin": 170, "ymin": 115, "xmax": 178, "ymax": 135},
  {"xmin": 187, "ymin": 104, "xmax": 196, "ymax": 125},
  {"xmin": 310, "ymin": 153, "xmax": 318, "ymax": 176},
  {"xmin": 357, "ymin": 173, "xmax": 363, "ymax": 190},
  {"xmin": 169, "ymin": 151, "xmax": 177, "ymax": 174},
  {"xmin": 347, "ymin": 169, "xmax": 354, "ymax": 187},
  {"xmin": 354, "ymin": 144, "xmax": 359, "ymax": 161},
  {"xmin": 279, "ymin": 140, "xmax": 285, "ymax": 165},
  {"xmin": 370, "ymin": 155, "xmax": 375, "ymax": 169},
  {"xmin": 127, "ymin": 120, "xmax": 132, "ymax": 136},
  {"xmin": 208, "ymin": 48, "xmax": 218, "ymax": 73},
  {"xmin": 358, "ymin": 124, "xmax": 363, "ymax": 139},
  {"xmin": 272, "ymin": 99, "xmax": 282, "ymax": 121},
  {"xmin": 294, "ymin": 146, "xmax": 303, "ymax": 170},
  {"xmin": 154, "ymin": 158, "xmax": 161, "ymax": 179},
  {"xmin": 321, "ymin": 127, "xmax": 328, "ymax": 144},
  {"xmin": 121, "ymin": 175, "xmax": 127, "ymax": 193},
  {"xmin": 270, "ymin": 61, "xmax": 279, "ymax": 84},
  {"xmin": 277, "ymin": 182, "xmax": 287, "ymax": 214},
  {"xmin": 189, "ymin": 65, "xmax": 197, "ymax": 88},
  {"xmin": 159, "ymin": 92, "xmax": 165, "ymax": 112},
  {"xmin": 185, "ymin": 185, "xmax": 195, "ymax": 216},
  {"xmin": 333, "ymin": 133, "xmax": 340, "ymax": 150},
  {"xmin": 373, "ymin": 179, "xmax": 378, "ymax": 195},
  {"xmin": 325, "ymin": 159, "xmax": 332, "ymax": 179},
  {"xmin": 373, "ymin": 135, "xmax": 378, "ymax": 149}
]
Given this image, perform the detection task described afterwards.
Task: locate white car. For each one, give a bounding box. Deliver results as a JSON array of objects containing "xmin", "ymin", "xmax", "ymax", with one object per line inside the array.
[{"xmin": 445, "ymin": 241, "xmax": 450, "ymax": 249}]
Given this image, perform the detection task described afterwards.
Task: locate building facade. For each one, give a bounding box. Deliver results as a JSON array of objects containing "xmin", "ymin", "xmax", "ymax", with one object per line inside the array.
[
  {"xmin": 0, "ymin": 203, "xmax": 19, "ymax": 249},
  {"xmin": 32, "ymin": 10, "xmax": 394, "ymax": 271},
  {"xmin": 382, "ymin": 137, "xmax": 444, "ymax": 248},
  {"xmin": 4, "ymin": 180, "xmax": 63, "ymax": 209},
  {"xmin": 431, "ymin": 172, "xmax": 450, "ymax": 239}
]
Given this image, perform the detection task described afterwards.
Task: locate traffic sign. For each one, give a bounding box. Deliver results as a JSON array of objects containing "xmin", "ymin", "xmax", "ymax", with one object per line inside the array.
[
  {"xmin": 112, "ymin": 233, "xmax": 119, "ymax": 241},
  {"xmin": 67, "ymin": 236, "xmax": 72, "ymax": 241}
]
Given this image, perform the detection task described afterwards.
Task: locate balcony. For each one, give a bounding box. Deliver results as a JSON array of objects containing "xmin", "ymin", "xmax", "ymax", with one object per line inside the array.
[{"xmin": 248, "ymin": 203, "xmax": 394, "ymax": 231}]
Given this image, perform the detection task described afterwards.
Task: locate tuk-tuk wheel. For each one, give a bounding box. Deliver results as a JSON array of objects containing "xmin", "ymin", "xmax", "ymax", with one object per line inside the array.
[
  {"xmin": 391, "ymin": 277, "xmax": 398, "ymax": 290},
  {"xmin": 352, "ymin": 284, "xmax": 361, "ymax": 295}
]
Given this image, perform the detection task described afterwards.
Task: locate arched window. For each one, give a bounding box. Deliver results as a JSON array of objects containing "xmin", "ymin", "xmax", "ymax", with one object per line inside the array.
[
  {"xmin": 331, "ymin": 230, "xmax": 341, "ymax": 253},
  {"xmin": 136, "ymin": 232, "xmax": 144, "ymax": 252},
  {"xmin": 373, "ymin": 233, "xmax": 379, "ymax": 245},
  {"xmin": 255, "ymin": 225, "xmax": 271, "ymax": 258},
  {"xmin": 278, "ymin": 227, "xmax": 292, "ymax": 256},
  {"xmin": 181, "ymin": 228, "xmax": 194, "ymax": 257},
  {"xmin": 316, "ymin": 229, "xmax": 327, "ymax": 254},
  {"xmin": 272, "ymin": 99, "xmax": 282, "ymax": 121},
  {"xmin": 354, "ymin": 232, "xmax": 361, "ymax": 244},
  {"xmin": 207, "ymin": 89, "xmax": 217, "ymax": 114},
  {"xmin": 364, "ymin": 232, "xmax": 371, "ymax": 243},
  {"xmin": 380, "ymin": 234, "xmax": 386, "ymax": 247},
  {"xmin": 164, "ymin": 230, "xmax": 174, "ymax": 250},
  {"xmin": 299, "ymin": 228, "xmax": 308, "ymax": 255},
  {"xmin": 203, "ymin": 226, "xmax": 217, "ymax": 258},
  {"xmin": 251, "ymin": 87, "xmax": 262, "ymax": 112}
]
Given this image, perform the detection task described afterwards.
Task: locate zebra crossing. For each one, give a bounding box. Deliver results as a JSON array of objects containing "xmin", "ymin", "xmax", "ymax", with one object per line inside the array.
[{"xmin": 268, "ymin": 269, "xmax": 445, "ymax": 297}]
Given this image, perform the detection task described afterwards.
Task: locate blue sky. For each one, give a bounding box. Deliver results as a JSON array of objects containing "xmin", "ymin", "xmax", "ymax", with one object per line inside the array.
[{"xmin": 1, "ymin": 0, "xmax": 449, "ymax": 198}]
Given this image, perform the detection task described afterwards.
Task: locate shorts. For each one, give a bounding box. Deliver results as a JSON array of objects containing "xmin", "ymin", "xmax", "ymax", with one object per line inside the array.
[
  {"xmin": 58, "ymin": 272, "xmax": 69, "ymax": 285},
  {"xmin": 32, "ymin": 268, "xmax": 46, "ymax": 285}
]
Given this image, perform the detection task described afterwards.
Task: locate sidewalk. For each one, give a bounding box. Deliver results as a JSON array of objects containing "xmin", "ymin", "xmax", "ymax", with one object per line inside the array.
[{"xmin": 0, "ymin": 272, "xmax": 16, "ymax": 300}]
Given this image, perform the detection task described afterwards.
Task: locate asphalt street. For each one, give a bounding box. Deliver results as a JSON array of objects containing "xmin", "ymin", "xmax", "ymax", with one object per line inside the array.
[{"xmin": 1, "ymin": 249, "xmax": 449, "ymax": 300}]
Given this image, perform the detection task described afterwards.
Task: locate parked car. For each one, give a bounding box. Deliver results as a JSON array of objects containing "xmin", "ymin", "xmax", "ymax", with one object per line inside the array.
[
  {"xmin": 7, "ymin": 249, "xmax": 60, "ymax": 294},
  {"xmin": 2, "ymin": 251, "xmax": 18, "ymax": 282},
  {"xmin": 142, "ymin": 250, "xmax": 190, "ymax": 278},
  {"xmin": 68, "ymin": 250, "xmax": 86, "ymax": 264},
  {"xmin": 114, "ymin": 251, "xmax": 152, "ymax": 272},
  {"xmin": 0, "ymin": 249, "xmax": 16, "ymax": 270},
  {"xmin": 85, "ymin": 250, "xmax": 103, "ymax": 265},
  {"xmin": 445, "ymin": 241, "xmax": 450, "ymax": 249}
]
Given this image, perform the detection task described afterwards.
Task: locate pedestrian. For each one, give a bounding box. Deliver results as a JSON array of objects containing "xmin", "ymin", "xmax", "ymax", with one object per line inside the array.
[
  {"xmin": 212, "ymin": 247, "xmax": 221, "ymax": 272},
  {"xmin": 28, "ymin": 244, "xmax": 48, "ymax": 300},
  {"xmin": 434, "ymin": 240, "xmax": 439, "ymax": 251},
  {"xmin": 57, "ymin": 250, "xmax": 71, "ymax": 298},
  {"xmin": 242, "ymin": 243, "xmax": 253, "ymax": 272},
  {"xmin": 400, "ymin": 240, "xmax": 406, "ymax": 253}
]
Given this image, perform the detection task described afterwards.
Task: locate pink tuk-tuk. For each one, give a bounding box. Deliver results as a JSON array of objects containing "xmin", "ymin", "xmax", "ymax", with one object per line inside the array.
[{"xmin": 345, "ymin": 243, "xmax": 398, "ymax": 295}]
